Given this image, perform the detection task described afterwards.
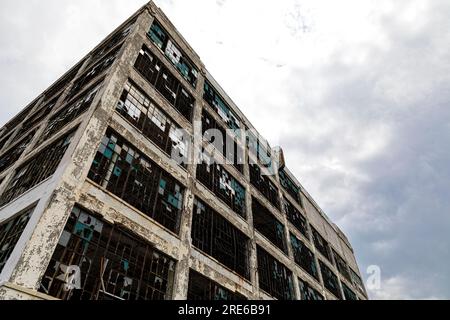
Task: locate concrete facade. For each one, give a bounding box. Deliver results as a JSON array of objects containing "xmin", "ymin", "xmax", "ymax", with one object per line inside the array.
[{"xmin": 0, "ymin": 1, "xmax": 367, "ymax": 300}]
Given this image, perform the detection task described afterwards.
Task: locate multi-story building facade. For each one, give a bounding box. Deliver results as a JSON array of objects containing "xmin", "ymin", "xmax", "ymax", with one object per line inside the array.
[{"xmin": 0, "ymin": 1, "xmax": 367, "ymax": 300}]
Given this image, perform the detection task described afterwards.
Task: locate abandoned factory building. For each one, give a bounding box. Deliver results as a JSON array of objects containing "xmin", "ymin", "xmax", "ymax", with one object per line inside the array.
[{"xmin": 0, "ymin": 1, "xmax": 367, "ymax": 300}]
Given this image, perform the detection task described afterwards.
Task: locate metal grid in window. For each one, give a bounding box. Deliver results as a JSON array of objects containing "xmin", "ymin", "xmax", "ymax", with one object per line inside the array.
[
  {"xmin": 283, "ymin": 197, "xmax": 309, "ymax": 239},
  {"xmin": 196, "ymin": 152, "xmax": 246, "ymax": 218},
  {"xmin": 192, "ymin": 198, "xmax": 250, "ymax": 279},
  {"xmin": 187, "ymin": 270, "xmax": 246, "ymax": 300},
  {"xmin": 319, "ymin": 260, "xmax": 342, "ymax": 299},
  {"xmin": 350, "ymin": 268, "xmax": 367, "ymax": 297},
  {"xmin": 256, "ymin": 246, "xmax": 294, "ymax": 300},
  {"xmin": 117, "ymin": 81, "xmax": 189, "ymax": 165},
  {"xmin": 311, "ymin": 227, "xmax": 333, "ymax": 262},
  {"xmin": 290, "ymin": 233, "xmax": 319, "ymax": 280},
  {"xmin": 279, "ymin": 169, "xmax": 302, "ymax": 205},
  {"xmin": 134, "ymin": 45, "xmax": 194, "ymax": 122},
  {"xmin": 0, "ymin": 131, "xmax": 35, "ymax": 175},
  {"xmin": 44, "ymin": 63, "xmax": 83, "ymax": 101},
  {"xmin": 342, "ymin": 282, "xmax": 357, "ymax": 300},
  {"xmin": 16, "ymin": 98, "xmax": 58, "ymax": 138},
  {"xmin": 252, "ymin": 197, "xmax": 287, "ymax": 254},
  {"xmin": 333, "ymin": 249, "xmax": 352, "ymax": 283},
  {"xmin": 298, "ymin": 278, "xmax": 324, "ymax": 300},
  {"xmin": 249, "ymin": 164, "xmax": 279, "ymax": 209},
  {"xmin": 41, "ymin": 81, "xmax": 103, "ymax": 142},
  {"xmin": 88, "ymin": 129, "xmax": 184, "ymax": 233},
  {"xmin": 39, "ymin": 206, "xmax": 176, "ymax": 300},
  {"xmin": 0, "ymin": 206, "xmax": 34, "ymax": 273},
  {"xmin": 0, "ymin": 130, "xmax": 75, "ymax": 207}
]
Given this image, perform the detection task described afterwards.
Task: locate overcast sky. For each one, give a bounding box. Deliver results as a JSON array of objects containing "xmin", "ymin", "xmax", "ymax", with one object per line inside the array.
[{"xmin": 1, "ymin": 0, "xmax": 449, "ymax": 300}]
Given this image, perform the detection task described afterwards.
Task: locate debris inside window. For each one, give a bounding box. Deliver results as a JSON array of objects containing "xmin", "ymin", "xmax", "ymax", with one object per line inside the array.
[
  {"xmin": 342, "ymin": 282, "xmax": 357, "ymax": 300},
  {"xmin": 0, "ymin": 130, "xmax": 76, "ymax": 207},
  {"xmin": 203, "ymin": 81, "xmax": 241, "ymax": 132},
  {"xmin": 134, "ymin": 45, "xmax": 194, "ymax": 122},
  {"xmin": 279, "ymin": 169, "xmax": 302, "ymax": 205},
  {"xmin": 187, "ymin": 270, "xmax": 247, "ymax": 300},
  {"xmin": 256, "ymin": 246, "xmax": 294, "ymax": 300},
  {"xmin": 311, "ymin": 227, "xmax": 333, "ymax": 262},
  {"xmin": 290, "ymin": 233, "xmax": 319, "ymax": 280},
  {"xmin": 148, "ymin": 21, "xmax": 199, "ymax": 88},
  {"xmin": 117, "ymin": 81, "xmax": 189, "ymax": 166},
  {"xmin": 39, "ymin": 206, "xmax": 176, "ymax": 300},
  {"xmin": 283, "ymin": 197, "xmax": 308, "ymax": 239},
  {"xmin": 88, "ymin": 129, "xmax": 184, "ymax": 233},
  {"xmin": 319, "ymin": 260, "xmax": 342, "ymax": 299},
  {"xmin": 252, "ymin": 197, "xmax": 287, "ymax": 254},
  {"xmin": 192, "ymin": 198, "xmax": 250, "ymax": 279},
  {"xmin": 0, "ymin": 131, "xmax": 35, "ymax": 175},
  {"xmin": 0, "ymin": 206, "xmax": 34, "ymax": 273},
  {"xmin": 298, "ymin": 278, "xmax": 324, "ymax": 300},
  {"xmin": 250, "ymin": 164, "xmax": 280, "ymax": 209},
  {"xmin": 196, "ymin": 152, "xmax": 246, "ymax": 218},
  {"xmin": 41, "ymin": 81, "xmax": 103, "ymax": 142}
]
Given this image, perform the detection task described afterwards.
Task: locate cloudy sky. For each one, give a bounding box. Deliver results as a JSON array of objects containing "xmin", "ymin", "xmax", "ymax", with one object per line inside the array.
[{"xmin": 1, "ymin": 0, "xmax": 449, "ymax": 299}]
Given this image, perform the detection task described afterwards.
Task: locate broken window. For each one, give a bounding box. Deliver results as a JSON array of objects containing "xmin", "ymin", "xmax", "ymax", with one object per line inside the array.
[
  {"xmin": 319, "ymin": 260, "xmax": 342, "ymax": 299},
  {"xmin": 16, "ymin": 98, "xmax": 58, "ymax": 138},
  {"xmin": 0, "ymin": 130, "xmax": 75, "ymax": 208},
  {"xmin": 196, "ymin": 152, "xmax": 246, "ymax": 218},
  {"xmin": 90, "ymin": 20, "xmax": 135, "ymax": 64},
  {"xmin": 350, "ymin": 268, "xmax": 367, "ymax": 297},
  {"xmin": 250, "ymin": 164, "xmax": 280, "ymax": 209},
  {"xmin": 332, "ymin": 250, "xmax": 352, "ymax": 283},
  {"xmin": 256, "ymin": 246, "xmax": 294, "ymax": 300},
  {"xmin": 192, "ymin": 198, "xmax": 250, "ymax": 279},
  {"xmin": 203, "ymin": 80, "xmax": 241, "ymax": 132},
  {"xmin": 0, "ymin": 206, "xmax": 34, "ymax": 273},
  {"xmin": 298, "ymin": 278, "xmax": 324, "ymax": 300},
  {"xmin": 67, "ymin": 47, "xmax": 119, "ymax": 101},
  {"xmin": 0, "ymin": 131, "xmax": 14, "ymax": 151},
  {"xmin": 39, "ymin": 206, "xmax": 176, "ymax": 300},
  {"xmin": 41, "ymin": 81, "xmax": 103, "ymax": 142},
  {"xmin": 252, "ymin": 197, "xmax": 287, "ymax": 254},
  {"xmin": 44, "ymin": 62, "xmax": 83, "ymax": 101},
  {"xmin": 246, "ymin": 130, "xmax": 273, "ymax": 168},
  {"xmin": 342, "ymin": 282, "xmax": 357, "ymax": 300},
  {"xmin": 283, "ymin": 197, "xmax": 309, "ymax": 239},
  {"xmin": 0, "ymin": 131, "xmax": 35, "ymax": 175},
  {"xmin": 290, "ymin": 233, "xmax": 319, "ymax": 280},
  {"xmin": 117, "ymin": 81, "xmax": 189, "ymax": 166},
  {"xmin": 311, "ymin": 227, "xmax": 333, "ymax": 262},
  {"xmin": 134, "ymin": 45, "xmax": 194, "ymax": 122},
  {"xmin": 148, "ymin": 20, "xmax": 199, "ymax": 88},
  {"xmin": 187, "ymin": 270, "xmax": 246, "ymax": 300},
  {"xmin": 279, "ymin": 169, "xmax": 302, "ymax": 205},
  {"xmin": 202, "ymin": 110, "xmax": 244, "ymax": 173},
  {"xmin": 88, "ymin": 129, "xmax": 184, "ymax": 233}
]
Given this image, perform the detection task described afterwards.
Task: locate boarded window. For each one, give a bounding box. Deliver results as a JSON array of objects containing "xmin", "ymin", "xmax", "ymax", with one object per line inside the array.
[
  {"xmin": 88, "ymin": 129, "xmax": 184, "ymax": 233},
  {"xmin": 279, "ymin": 169, "xmax": 302, "ymax": 205},
  {"xmin": 311, "ymin": 227, "xmax": 332, "ymax": 262},
  {"xmin": 39, "ymin": 206, "xmax": 176, "ymax": 300},
  {"xmin": 298, "ymin": 278, "xmax": 324, "ymax": 300},
  {"xmin": 187, "ymin": 270, "xmax": 246, "ymax": 300},
  {"xmin": 252, "ymin": 197, "xmax": 287, "ymax": 254},
  {"xmin": 196, "ymin": 152, "xmax": 246, "ymax": 218},
  {"xmin": 0, "ymin": 206, "xmax": 34, "ymax": 273},
  {"xmin": 0, "ymin": 130, "xmax": 75, "ymax": 207},
  {"xmin": 319, "ymin": 260, "xmax": 342, "ymax": 299},
  {"xmin": 117, "ymin": 81, "xmax": 189, "ymax": 166},
  {"xmin": 249, "ymin": 164, "xmax": 279, "ymax": 209},
  {"xmin": 148, "ymin": 20, "xmax": 198, "ymax": 88},
  {"xmin": 0, "ymin": 131, "xmax": 35, "ymax": 175},
  {"xmin": 290, "ymin": 233, "xmax": 319, "ymax": 280},
  {"xmin": 134, "ymin": 45, "xmax": 194, "ymax": 122},
  {"xmin": 41, "ymin": 81, "xmax": 102, "ymax": 142},
  {"xmin": 283, "ymin": 197, "xmax": 308, "ymax": 239},
  {"xmin": 256, "ymin": 246, "xmax": 294, "ymax": 300},
  {"xmin": 192, "ymin": 198, "xmax": 250, "ymax": 279},
  {"xmin": 203, "ymin": 81, "xmax": 240, "ymax": 131}
]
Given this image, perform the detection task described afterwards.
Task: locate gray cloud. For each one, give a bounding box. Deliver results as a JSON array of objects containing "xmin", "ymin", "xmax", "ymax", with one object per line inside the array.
[{"xmin": 1, "ymin": 0, "xmax": 449, "ymax": 299}]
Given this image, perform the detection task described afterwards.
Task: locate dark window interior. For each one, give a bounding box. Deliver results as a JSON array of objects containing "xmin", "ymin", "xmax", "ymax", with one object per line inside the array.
[
  {"xmin": 187, "ymin": 270, "xmax": 246, "ymax": 300},
  {"xmin": 298, "ymin": 278, "xmax": 324, "ymax": 300},
  {"xmin": 319, "ymin": 260, "xmax": 342, "ymax": 299},
  {"xmin": 249, "ymin": 164, "xmax": 279, "ymax": 209},
  {"xmin": 283, "ymin": 198, "xmax": 308, "ymax": 239},
  {"xmin": 290, "ymin": 233, "xmax": 319, "ymax": 280}
]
